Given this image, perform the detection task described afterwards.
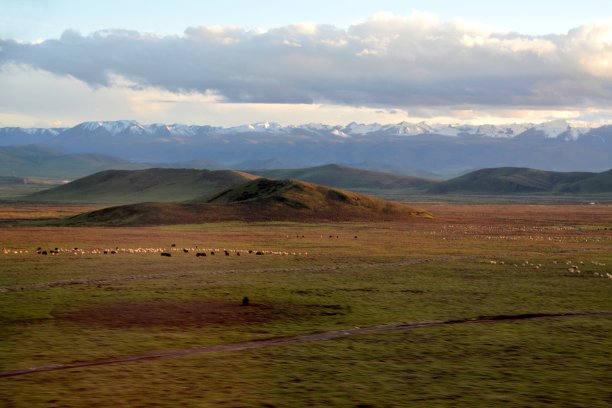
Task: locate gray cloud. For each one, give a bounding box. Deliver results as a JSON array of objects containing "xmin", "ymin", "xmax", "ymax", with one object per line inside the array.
[{"xmin": 1, "ymin": 13, "xmax": 612, "ymax": 109}]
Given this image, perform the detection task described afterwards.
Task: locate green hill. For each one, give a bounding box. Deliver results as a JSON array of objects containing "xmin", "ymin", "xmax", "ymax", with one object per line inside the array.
[
  {"xmin": 559, "ymin": 169, "xmax": 612, "ymax": 193},
  {"xmin": 249, "ymin": 164, "xmax": 434, "ymax": 192},
  {"xmin": 428, "ymin": 167, "xmax": 598, "ymax": 194},
  {"xmin": 60, "ymin": 178, "xmax": 432, "ymax": 226},
  {"xmin": 27, "ymin": 168, "xmax": 260, "ymax": 204}
]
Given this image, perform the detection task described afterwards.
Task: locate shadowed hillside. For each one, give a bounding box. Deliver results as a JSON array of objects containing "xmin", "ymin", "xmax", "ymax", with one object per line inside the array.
[
  {"xmin": 28, "ymin": 168, "xmax": 260, "ymax": 204},
  {"xmin": 250, "ymin": 164, "xmax": 434, "ymax": 191},
  {"xmin": 427, "ymin": 167, "xmax": 601, "ymax": 194},
  {"xmin": 60, "ymin": 178, "xmax": 431, "ymax": 225}
]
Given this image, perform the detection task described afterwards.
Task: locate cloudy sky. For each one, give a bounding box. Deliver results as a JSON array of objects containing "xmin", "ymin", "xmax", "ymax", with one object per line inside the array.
[{"xmin": 1, "ymin": 0, "xmax": 612, "ymax": 127}]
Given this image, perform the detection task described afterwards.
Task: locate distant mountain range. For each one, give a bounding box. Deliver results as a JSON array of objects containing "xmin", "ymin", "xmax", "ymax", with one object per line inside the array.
[{"xmin": 1, "ymin": 119, "xmax": 611, "ymax": 175}]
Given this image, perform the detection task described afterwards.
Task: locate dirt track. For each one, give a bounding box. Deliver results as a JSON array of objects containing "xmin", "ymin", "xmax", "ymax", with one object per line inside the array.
[{"xmin": 2, "ymin": 311, "xmax": 610, "ymax": 378}]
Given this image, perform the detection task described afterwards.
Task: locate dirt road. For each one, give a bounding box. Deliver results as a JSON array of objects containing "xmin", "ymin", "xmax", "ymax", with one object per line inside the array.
[{"xmin": 2, "ymin": 311, "xmax": 610, "ymax": 378}]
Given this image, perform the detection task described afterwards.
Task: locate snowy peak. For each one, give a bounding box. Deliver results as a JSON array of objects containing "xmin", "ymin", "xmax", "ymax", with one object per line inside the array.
[
  {"xmin": 1, "ymin": 120, "xmax": 607, "ymax": 146},
  {"xmin": 531, "ymin": 120, "xmax": 589, "ymax": 140},
  {"xmin": 76, "ymin": 120, "xmax": 145, "ymax": 135},
  {"xmin": 224, "ymin": 122, "xmax": 284, "ymax": 133}
]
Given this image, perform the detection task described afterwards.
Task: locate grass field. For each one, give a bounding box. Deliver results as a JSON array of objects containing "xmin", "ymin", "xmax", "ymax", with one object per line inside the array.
[{"xmin": 1, "ymin": 203, "xmax": 611, "ymax": 406}]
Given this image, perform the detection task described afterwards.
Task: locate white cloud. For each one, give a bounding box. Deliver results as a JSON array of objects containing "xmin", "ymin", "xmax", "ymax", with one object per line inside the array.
[{"xmin": 1, "ymin": 12, "xmax": 612, "ymax": 125}]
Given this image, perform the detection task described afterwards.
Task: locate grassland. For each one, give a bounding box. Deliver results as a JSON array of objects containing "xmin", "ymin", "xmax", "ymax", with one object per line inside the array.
[{"xmin": 1, "ymin": 204, "xmax": 611, "ymax": 406}]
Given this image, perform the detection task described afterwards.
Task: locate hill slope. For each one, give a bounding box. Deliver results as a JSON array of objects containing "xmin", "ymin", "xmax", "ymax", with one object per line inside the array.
[
  {"xmin": 559, "ymin": 169, "xmax": 612, "ymax": 193},
  {"xmin": 61, "ymin": 179, "xmax": 431, "ymax": 225},
  {"xmin": 0, "ymin": 145, "xmax": 146, "ymax": 179},
  {"xmin": 28, "ymin": 168, "xmax": 260, "ymax": 204},
  {"xmin": 249, "ymin": 164, "xmax": 434, "ymax": 191},
  {"xmin": 427, "ymin": 167, "xmax": 599, "ymax": 194}
]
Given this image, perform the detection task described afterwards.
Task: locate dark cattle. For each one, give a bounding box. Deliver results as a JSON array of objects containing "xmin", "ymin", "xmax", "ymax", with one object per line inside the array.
[
  {"xmin": 183, "ymin": 249, "xmax": 189, "ymax": 253},
  {"xmin": 171, "ymin": 244, "xmax": 176, "ymax": 247},
  {"xmin": 224, "ymin": 250, "xmax": 230, "ymax": 256},
  {"xmin": 210, "ymin": 251, "xmax": 215, "ymax": 255},
  {"xmin": 256, "ymin": 251, "xmax": 263, "ymax": 255},
  {"xmin": 236, "ymin": 252, "xmax": 240, "ymax": 256},
  {"xmin": 104, "ymin": 250, "xmax": 108, "ymax": 254},
  {"xmin": 161, "ymin": 252, "xmax": 172, "ymax": 257},
  {"xmin": 196, "ymin": 252, "xmax": 206, "ymax": 257},
  {"xmin": 248, "ymin": 250, "xmax": 253, "ymax": 254},
  {"xmin": 110, "ymin": 250, "xmax": 117, "ymax": 254},
  {"xmin": 41, "ymin": 251, "xmax": 47, "ymax": 255}
]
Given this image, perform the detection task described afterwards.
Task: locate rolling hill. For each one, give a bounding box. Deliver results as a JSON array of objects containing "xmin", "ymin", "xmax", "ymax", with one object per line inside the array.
[
  {"xmin": 60, "ymin": 178, "xmax": 432, "ymax": 226},
  {"xmin": 427, "ymin": 167, "xmax": 608, "ymax": 194},
  {"xmin": 249, "ymin": 164, "xmax": 434, "ymax": 192},
  {"xmin": 27, "ymin": 168, "xmax": 260, "ymax": 204}
]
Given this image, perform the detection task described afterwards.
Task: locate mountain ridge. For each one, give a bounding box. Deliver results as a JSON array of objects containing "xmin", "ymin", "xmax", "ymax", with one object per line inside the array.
[{"xmin": 2, "ymin": 120, "xmax": 611, "ymax": 174}]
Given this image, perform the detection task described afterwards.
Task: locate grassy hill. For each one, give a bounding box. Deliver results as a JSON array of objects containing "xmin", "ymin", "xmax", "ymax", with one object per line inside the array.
[
  {"xmin": 559, "ymin": 169, "xmax": 612, "ymax": 193},
  {"xmin": 60, "ymin": 178, "xmax": 431, "ymax": 225},
  {"xmin": 28, "ymin": 168, "xmax": 260, "ymax": 204},
  {"xmin": 249, "ymin": 164, "xmax": 434, "ymax": 192},
  {"xmin": 427, "ymin": 167, "xmax": 600, "ymax": 194}
]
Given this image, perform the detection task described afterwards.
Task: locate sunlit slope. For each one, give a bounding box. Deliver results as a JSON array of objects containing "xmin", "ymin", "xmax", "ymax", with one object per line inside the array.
[{"xmin": 61, "ymin": 178, "xmax": 431, "ymax": 225}]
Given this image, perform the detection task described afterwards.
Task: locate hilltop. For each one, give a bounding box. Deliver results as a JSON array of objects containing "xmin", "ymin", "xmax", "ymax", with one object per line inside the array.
[
  {"xmin": 60, "ymin": 178, "xmax": 431, "ymax": 226},
  {"xmin": 27, "ymin": 168, "xmax": 260, "ymax": 204}
]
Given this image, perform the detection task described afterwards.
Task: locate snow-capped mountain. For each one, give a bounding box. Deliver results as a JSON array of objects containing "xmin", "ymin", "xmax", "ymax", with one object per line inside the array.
[{"xmin": 0, "ymin": 120, "xmax": 610, "ymax": 173}]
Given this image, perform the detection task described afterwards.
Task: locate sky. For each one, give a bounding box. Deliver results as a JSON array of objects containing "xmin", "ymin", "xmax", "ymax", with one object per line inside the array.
[{"xmin": 1, "ymin": 0, "xmax": 612, "ymax": 128}]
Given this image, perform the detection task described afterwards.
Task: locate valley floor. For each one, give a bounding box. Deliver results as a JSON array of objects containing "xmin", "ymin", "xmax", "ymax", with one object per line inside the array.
[{"xmin": 1, "ymin": 204, "xmax": 611, "ymax": 406}]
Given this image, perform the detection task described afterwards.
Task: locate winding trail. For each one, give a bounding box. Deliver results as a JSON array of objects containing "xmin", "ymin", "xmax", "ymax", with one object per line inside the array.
[{"xmin": 2, "ymin": 311, "xmax": 610, "ymax": 378}]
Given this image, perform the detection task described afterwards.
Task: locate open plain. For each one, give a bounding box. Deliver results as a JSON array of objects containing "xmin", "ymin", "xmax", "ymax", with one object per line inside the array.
[{"xmin": 1, "ymin": 203, "xmax": 611, "ymax": 406}]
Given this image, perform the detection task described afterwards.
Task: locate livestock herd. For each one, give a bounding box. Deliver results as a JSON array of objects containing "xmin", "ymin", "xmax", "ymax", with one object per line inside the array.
[
  {"xmin": 486, "ymin": 258, "xmax": 611, "ymax": 279},
  {"xmin": 1, "ymin": 245, "xmax": 308, "ymax": 257}
]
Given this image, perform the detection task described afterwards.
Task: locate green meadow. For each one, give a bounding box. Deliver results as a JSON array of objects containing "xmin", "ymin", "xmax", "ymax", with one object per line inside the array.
[{"xmin": 1, "ymin": 205, "xmax": 611, "ymax": 406}]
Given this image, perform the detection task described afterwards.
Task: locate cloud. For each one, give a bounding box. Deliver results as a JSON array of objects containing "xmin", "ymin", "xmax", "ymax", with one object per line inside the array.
[{"xmin": 1, "ymin": 12, "xmax": 612, "ymax": 111}]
